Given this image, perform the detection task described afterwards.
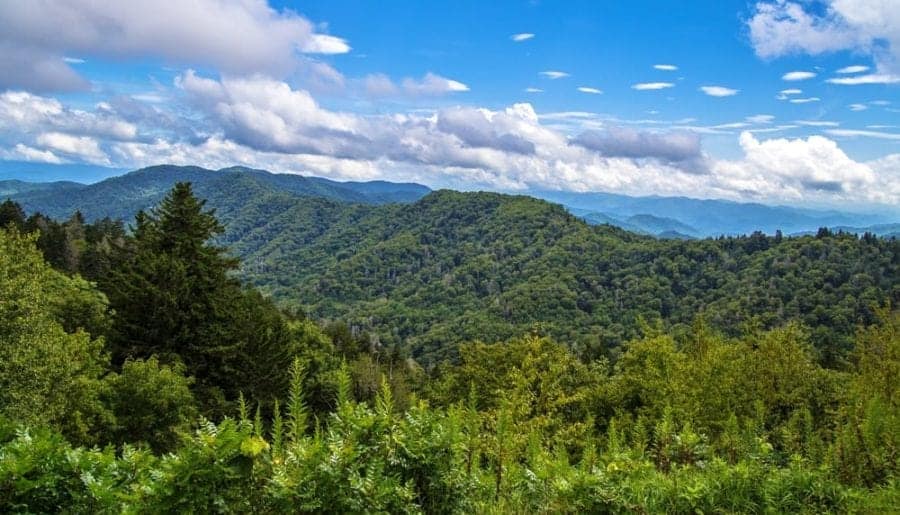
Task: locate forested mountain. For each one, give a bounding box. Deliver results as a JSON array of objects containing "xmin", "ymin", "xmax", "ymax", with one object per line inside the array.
[
  {"xmin": 6, "ymin": 174, "xmax": 895, "ymax": 366},
  {"xmin": 5, "ymin": 164, "xmax": 431, "ymax": 222},
  {"xmin": 221, "ymin": 190, "xmax": 897, "ymax": 365},
  {"xmin": 0, "ymin": 184, "xmax": 898, "ymax": 512}
]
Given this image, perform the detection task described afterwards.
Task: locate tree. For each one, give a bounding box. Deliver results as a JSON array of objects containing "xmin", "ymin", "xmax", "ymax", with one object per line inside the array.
[
  {"xmin": 104, "ymin": 183, "xmax": 296, "ymax": 415},
  {"xmin": 0, "ymin": 199, "xmax": 24, "ymax": 230},
  {"xmin": 0, "ymin": 227, "xmax": 112, "ymax": 444}
]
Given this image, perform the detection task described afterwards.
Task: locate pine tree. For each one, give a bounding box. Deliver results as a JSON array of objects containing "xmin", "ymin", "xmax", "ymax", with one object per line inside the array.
[{"xmin": 105, "ymin": 182, "xmax": 296, "ymax": 416}]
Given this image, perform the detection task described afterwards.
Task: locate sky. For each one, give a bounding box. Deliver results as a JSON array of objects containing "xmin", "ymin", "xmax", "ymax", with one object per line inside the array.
[{"xmin": 0, "ymin": 0, "xmax": 898, "ymax": 209}]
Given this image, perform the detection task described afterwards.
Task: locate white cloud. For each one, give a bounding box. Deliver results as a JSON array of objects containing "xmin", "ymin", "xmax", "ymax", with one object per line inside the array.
[
  {"xmin": 577, "ymin": 87, "xmax": 603, "ymax": 94},
  {"xmin": 511, "ymin": 33, "xmax": 534, "ymax": 42},
  {"xmin": 632, "ymin": 82, "xmax": 674, "ymax": 90},
  {"xmin": 836, "ymin": 65, "xmax": 869, "ymax": 74},
  {"xmin": 700, "ymin": 86, "xmax": 738, "ymax": 97},
  {"xmin": 401, "ymin": 73, "xmax": 469, "ymax": 95},
  {"xmin": 790, "ymin": 97, "xmax": 820, "ymax": 104},
  {"xmin": 748, "ymin": 1, "xmax": 900, "ymax": 77},
  {"xmin": 653, "ymin": 64, "xmax": 678, "ymax": 71},
  {"xmin": 4, "ymin": 71, "xmax": 897, "ymax": 206},
  {"xmin": 540, "ymin": 71, "xmax": 570, "ymax": 79},
  {"xmin": 0, "ymin": 90, "xmax": 137, "ymax": 140},
  {"xmin": 795, "ymin": 120, "xmax": 840, "ymax": 127},
  {"xmin": 35, "ymin": 131, "xmax": 109, "ymax": 164},
  {"xmin": 62, "ymin": 57, "xmax": 84, "ymax": 64},
  {"xmin": 1, "ymin": 143, "xmax": 64, "ymax": 163},
  {"xmin": 746, "ymin": 114, "xmax": 775, "ymax": 124},
  {"xmin": 826, "ymin": 129, "xmax": 900, "ymax": 140},
  {"xmin": 826, "ymin": 74, "xmax": 900, "ymax": 85},
  {"xmin": 0, "ymin": 0, "xmax": 349, "ymax": 91},
  {"xmin": 782, "ymin": 71, "xmax": 816, "ymax": 81},
  {"xmin": 848, "ymin": 103, "xmax": 868, "ymax": 111},
  {"xmin": 870, "ymin": 100, "xmax": 891, "ymax": 106},
  {"xmin": 712, "ymin": 131, "xmax": 880, "ymax": 202},
  {"xmin": 524, "ymin": 87, "xmax": 543, "ymax": 93},
  {"xmin": 361, "ymin": 72, "xmax": 468, "ymax": 97},
  {"xmin": 780, "ymin": 88, "xmax": 802, "ymax": 95}
]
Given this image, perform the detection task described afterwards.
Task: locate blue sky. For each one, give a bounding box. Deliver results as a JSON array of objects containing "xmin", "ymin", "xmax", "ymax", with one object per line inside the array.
[{"xmin": 0, "ymin": 0, "xmax": 898, "ymax": 208}]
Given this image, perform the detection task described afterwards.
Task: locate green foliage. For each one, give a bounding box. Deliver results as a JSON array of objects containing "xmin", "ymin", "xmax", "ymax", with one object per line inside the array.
[
  {"xmin": 103, "ymin": 182, "xmax": 300, "ymax": 416},
  {"xmin": 0, "ymin": 228, "xmax": 112, "ymax": 445},
  {"xmin": 104, "ymin": 357, "xmax": 197, "ymax": 453},
  {"xmin": 0, "ymin": 183, "xmax": 897, "ymax": 512}
]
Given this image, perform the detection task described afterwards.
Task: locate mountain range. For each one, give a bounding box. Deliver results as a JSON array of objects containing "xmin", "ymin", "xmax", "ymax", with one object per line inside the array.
[
  {"xmin": 4, "ymin": 164, "xmax": 894, "ymax": 238},
  {"xmin": 5, "ymin": 164, "xmax": 896, "ymax": 364}
]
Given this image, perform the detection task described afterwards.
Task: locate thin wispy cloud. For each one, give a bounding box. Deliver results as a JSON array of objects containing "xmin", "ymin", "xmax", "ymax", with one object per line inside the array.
[
  {"xmin": 511, "ymin": 33, "xmax": 534, "ymax": 42},
  {"xmin": 524, "ymin": 87, "xmax": 543, "ymax": 93},
  {"xmin": 700, "ymin": 86, "xmax": 738, "ymax": 97},
  {"xmin": 795, "ymin": 120, "xmax": 840, "ymax": 127},
  {"xmin": 826, "ymin": 74, "xmax": 900, "ymax": 85},
  {"xmin": 62, "ymin": 57, "xmax": 85, "ymax": 64},
  {"xmin": 782, "ymin": 71, "xmax": 816, "ymax": 81},
  {"xmin": 746, "ymin": 114, "xmax": 774, "ymax": 124},
  {"xmin": 632, "ymin": 82, "xmax": 674, "ymax": 90},
  {"xmin": 826, "ymin": 129, "xmax": 900, "ymax": 141},
  {"xmin": 540, "ymin": 70, "xmax": 570, "ymax": 79},
  {"xmin": 836, "ymin": 65, "xmax": 869, "ymax": 74},
  {"xmin": 577, "ymin": 86, "xmax": 603, "ymax": 94},
  {"xmin": 789, "ymin": 97, "xmax": 820, "ymax": 104},
  {"xmin": 653, "ymin": 64, "xmax": 678, "ymax": 71},
  {"xmin": 849, "ymin": 104, "xmax": 868, "ymax": 112}
]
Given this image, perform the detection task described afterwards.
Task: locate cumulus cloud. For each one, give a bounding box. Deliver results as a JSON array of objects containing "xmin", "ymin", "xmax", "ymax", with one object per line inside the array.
[
  {"xmin": 632, "ymin": 82, "xmax": 674, "ymax": 90},
  {"xmin": 700, "ymin": 86, "xmax": 738, "ymax": 97},
  {"xmin": 1, "ymin": 143, "xmax": 64, "ymax": 164},
  {"xmin": 572, "ymin": 127, "xmax": 704, "ymax": 169},
  {"xmin": 0, "ymin": 0, "xmax": 349, "ymax": 91},
  {"xmin": 782, "ymin": 71, "xmax": 816, "ymax": 81},
  {"xmin": 748, "ymin": 1, "xmax": 900, "ymax": 80},
  {"xmin": 35, "ymin": 132, "xmax": 109, "ymax": 164},
  {"xmin": 712, "ymin": 131, "xmax": 880, "ymax": 201},
  {"xmin": 3, "ymin": 70, "xmax": 896, "ymax": 206},
  {"xmin": 0, "ymin": 90, "xmax": 138, "ymax": 140}
]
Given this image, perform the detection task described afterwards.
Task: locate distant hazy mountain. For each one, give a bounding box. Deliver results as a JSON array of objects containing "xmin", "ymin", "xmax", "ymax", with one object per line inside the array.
[
  {"xmin": 532, "ymin": 190, "xmax": 893, "ymax": 237},
  {"xmin": 5, "ymin": 165, "xmax": 431, "ymax": 221}
]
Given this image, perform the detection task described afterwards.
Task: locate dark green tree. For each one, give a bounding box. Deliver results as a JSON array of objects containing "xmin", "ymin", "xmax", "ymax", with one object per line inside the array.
[
  {"xmin": 0, "ymin": 199, "xmax": 25, "ymax": 230},
  {"xmin": 105, "ymin": 182, "xmax": 296, "ymax": 415}
]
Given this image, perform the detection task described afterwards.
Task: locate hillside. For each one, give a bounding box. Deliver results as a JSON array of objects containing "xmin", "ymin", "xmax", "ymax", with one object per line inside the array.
[
  {"xmin": 6, "ymin": 165, "xmax": 431, "ymax": 222},
  {"xmin": 220, "ymin": 190, "xmax": 898, "ymax": 364},
  {"xmin": 6, "ymin": 170, "xmax": 898, "ymax": 365}
]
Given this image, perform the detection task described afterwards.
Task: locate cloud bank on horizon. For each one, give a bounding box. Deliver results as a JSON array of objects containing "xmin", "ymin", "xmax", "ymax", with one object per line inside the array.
[{"xmin": 0, "ymin": 0, "xmax": 897, "ymax": 208}]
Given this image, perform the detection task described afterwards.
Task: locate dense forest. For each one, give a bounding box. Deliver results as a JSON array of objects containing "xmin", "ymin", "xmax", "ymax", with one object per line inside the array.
[
  {"xmin": 0, "ymin": 183, "xmax": 898, "ymax": 512},
  {"xmin": 9, "ymin": 166, "xmax": 899, "ymax": 367}
]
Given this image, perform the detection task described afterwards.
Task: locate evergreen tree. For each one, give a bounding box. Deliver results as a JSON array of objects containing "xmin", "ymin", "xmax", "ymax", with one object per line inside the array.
[
  {"xmin": 0, "ymin": 199, "xmax": 25, "ymax": 229},
  {"xmin": 105, "ymin": 182, "xmax": 294, "ymax": 415}
]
